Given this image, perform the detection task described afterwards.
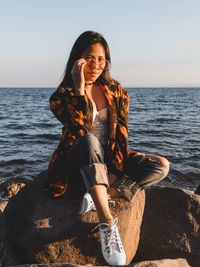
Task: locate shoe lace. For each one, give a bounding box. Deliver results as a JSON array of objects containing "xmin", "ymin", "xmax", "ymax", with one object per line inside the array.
[{"xmin": 98, "ymin": 218, "xmax": 122, "ymax": 254}]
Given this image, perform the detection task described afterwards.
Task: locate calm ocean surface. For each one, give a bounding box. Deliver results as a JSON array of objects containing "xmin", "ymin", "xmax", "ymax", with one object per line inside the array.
[{"xmin": 0, "ymin": 87, "xmax": 200, "ymax": 191}]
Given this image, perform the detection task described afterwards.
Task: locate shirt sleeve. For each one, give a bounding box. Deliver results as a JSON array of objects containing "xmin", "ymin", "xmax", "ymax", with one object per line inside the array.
[
  {"xmin": 49, "ymin": 86, "xmax": 92, "ymax": 133},
  {"xmin": 117, "ymin": 85, "xmax": 130, "ymax": 152},
  {"xmin": 107, "ymin": 84, "xmax": 130, "ymax": 175}
]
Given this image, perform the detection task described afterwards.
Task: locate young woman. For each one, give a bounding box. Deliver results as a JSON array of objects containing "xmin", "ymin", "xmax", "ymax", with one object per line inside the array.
[{"xmin": 45, "ymin": 31, "xmax": 170, "ymax": 266}]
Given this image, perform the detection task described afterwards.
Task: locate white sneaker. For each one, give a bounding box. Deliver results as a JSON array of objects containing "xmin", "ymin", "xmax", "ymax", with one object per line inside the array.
[
  {"xmin": 78, "ymin": 192, "xmax": 96, "ymax": 214},
  {"xmin": 99, "ymin": 218, "xmax": 126, "ymax": 266},
  {"xmin": 79, "ymin": 193, "xmax": 116, "ymax": 215}
]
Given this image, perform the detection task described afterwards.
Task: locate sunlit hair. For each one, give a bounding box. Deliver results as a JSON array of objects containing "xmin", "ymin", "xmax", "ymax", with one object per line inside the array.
[{"xmin": 60, "ymin": 31, "xmax": 112, "ymax": 87}]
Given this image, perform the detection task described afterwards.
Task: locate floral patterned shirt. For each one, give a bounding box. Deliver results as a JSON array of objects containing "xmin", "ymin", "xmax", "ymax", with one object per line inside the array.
[{"xmin": 46, "ymin": 80, "xmax": 130, "ymax": 197}]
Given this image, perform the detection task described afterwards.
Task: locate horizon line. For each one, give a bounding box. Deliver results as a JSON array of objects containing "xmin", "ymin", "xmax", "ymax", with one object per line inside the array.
[{"xmin": 0, "ymin": 86, "xmax": 200, "ymax": 89}]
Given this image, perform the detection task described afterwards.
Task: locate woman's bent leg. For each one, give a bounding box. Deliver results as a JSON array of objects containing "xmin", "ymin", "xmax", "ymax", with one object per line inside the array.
[
  {"xmin": 64, "ymin": 133, "xmax": 108, "ymax": 193},
  {"xmin": 65, "ymin": 133, "xmax": 113, "ymax": 221},
  {"xmin": 67, "ymin": 133, "xmax": 109, "ymax": 190},
  {"xmin": 112, "ymin": 152, "xmax": 170, "ymax": 202},
  {"xmin": 90, "ymin": 185, "xmax": 113, "ymax": 223},
  {"xmin": 124, "ymin": 153, "xmax": 170, "ymax": 190},
  {"xmin": 66, "ymin": 133, "xmax": 126, "ymax": 265}
]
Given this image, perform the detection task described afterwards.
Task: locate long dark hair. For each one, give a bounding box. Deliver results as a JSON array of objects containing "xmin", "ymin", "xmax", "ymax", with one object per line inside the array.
[{"xmin": 60, "ymin": 31, "xmax": 112, "ymax": 87}]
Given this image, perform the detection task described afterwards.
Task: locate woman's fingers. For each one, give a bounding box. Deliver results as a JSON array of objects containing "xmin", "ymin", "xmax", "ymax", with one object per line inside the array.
[
  {"xmin": 71, "ymin": 58, "xmax": 86, "ymax": 93},
  {"xmin": 75, "ymin": 58, "xmax": 86, "ymax": 67},
  {"xmin": 71, "ymin": 58, "xmax": 86, "ymax": 74}
]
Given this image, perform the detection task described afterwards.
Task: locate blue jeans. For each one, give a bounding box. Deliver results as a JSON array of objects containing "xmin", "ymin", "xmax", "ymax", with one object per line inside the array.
[
  {"xmin": 64, "ymin": 133, "xmax": 109, "ymax": 195},
  {"xmin": 64, "ymin": 133, "xmax": 168, "ymax": 195}
]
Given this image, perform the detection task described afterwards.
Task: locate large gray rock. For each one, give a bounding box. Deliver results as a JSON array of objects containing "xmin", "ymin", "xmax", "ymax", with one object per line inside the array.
[
  {"xmin": 9, "ymin": 258, "xmax": 191, "ymax": 267},
  {"xmin": 2, "ymin": 172, "xmax": 145, "ymax": 265},
  {"xmin": 135, "ymin": 187, "xmax": 200, "ymax": 267}
]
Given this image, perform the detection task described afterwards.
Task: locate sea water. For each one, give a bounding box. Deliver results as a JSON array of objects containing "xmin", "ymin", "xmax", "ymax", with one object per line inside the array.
[{"xmin": 0, "ymin": 87, "xmax": 199, "ymax": 190}]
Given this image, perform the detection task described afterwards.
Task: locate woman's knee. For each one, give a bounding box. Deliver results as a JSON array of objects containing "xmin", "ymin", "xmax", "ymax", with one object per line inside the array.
[
  {"xmin": 146, "ymin": 154, "xmax": 170, "ymax": 177},
  {"xmin": 79, "ymin": 133, "xmax": 100, "ymax": 148},
  {"xmin": 78, "ymin": 133, "xmax": 104, "ymax": 164},
  {"xmin": 156, "ymin": 155, "xmax": 170, "ymax": 171}
]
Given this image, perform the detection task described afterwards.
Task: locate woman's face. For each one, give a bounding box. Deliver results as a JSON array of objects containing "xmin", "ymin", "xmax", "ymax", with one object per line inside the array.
[{"xmin": 81, "ymin": 43, "xmax": 107, "ymax": 83}]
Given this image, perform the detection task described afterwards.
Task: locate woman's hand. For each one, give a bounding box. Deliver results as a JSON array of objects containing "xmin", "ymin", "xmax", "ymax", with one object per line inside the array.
[{"xmin": 71, "ymin": 58, "xmax": 86, "ymax": 95}]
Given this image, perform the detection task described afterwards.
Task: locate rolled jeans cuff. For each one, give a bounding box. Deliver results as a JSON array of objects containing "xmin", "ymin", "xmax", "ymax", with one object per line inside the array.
[{"xmin": 80, "ymin": 163, "xmax": 109, "ymax": 191}]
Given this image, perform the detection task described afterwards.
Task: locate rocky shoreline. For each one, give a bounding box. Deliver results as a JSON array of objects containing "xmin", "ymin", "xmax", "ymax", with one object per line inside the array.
[{"xmin": 0, "ymin": 172, "xmax": 199, "ymax": 267}]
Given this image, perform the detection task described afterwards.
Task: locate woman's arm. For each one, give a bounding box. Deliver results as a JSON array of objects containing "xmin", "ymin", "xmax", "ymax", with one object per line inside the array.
[
  {"xmin": 118, "ymin": 85, "xmax": 130, "ymax": 142},
  {"xmin": 107, "ymin": 84, "xmax": 130, "ymax": 175},
  {"xmin": 115, "ymin": 85, "xmax": 130, "ymax": 160},
  {"xmin": 50, "ymin": 86, "xmax": 93, "ymax": 134}
]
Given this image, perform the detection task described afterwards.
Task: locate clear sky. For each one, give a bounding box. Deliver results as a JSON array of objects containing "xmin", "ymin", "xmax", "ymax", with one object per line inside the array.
[{"xmin": 0, "ymin": 0, "xmax": 200, "ymax": 87}]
